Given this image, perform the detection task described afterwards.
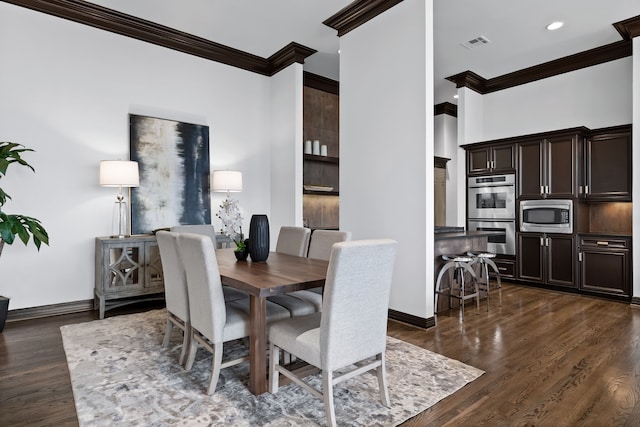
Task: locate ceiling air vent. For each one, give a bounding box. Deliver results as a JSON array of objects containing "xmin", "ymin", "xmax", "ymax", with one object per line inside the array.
[{"xmin": 460, "ymin": 35, "xmax": 491, "ymax": 50}]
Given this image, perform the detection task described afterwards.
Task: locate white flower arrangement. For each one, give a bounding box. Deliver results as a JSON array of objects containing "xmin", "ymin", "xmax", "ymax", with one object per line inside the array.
[{"xmin": 216, "ymin": 197, "xmax": 245, "ymax": 249}]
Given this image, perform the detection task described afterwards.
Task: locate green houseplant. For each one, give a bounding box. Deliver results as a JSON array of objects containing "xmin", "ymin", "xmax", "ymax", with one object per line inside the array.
[{"xmin": 0, "ymin": 142, "xmax": 50, "ymax": 332}]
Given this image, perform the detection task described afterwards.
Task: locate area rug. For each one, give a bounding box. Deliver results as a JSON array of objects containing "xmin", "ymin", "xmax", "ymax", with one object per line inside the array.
[{"xmin": 61, "ymin": 309, "xmax": 483, "ymax": 426}]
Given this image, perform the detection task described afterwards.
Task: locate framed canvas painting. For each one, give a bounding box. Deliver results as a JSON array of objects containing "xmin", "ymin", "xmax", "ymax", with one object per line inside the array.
[{"xmin": 129, "ymin": 114, "xmax": 211, "ymax": 234}]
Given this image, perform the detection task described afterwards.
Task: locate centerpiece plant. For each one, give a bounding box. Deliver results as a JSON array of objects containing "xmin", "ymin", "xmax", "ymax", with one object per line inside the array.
[
  {"xmin": 0, "ymin": 141, "xmax": 49, "ymax": 331},
  {"xmin": 216, "ymin": 196, "xmax": 247, "ymax": 260}
]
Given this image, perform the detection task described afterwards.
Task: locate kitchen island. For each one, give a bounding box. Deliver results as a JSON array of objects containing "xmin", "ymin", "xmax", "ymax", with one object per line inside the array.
[{"xmin": 434, "ymin": 227, "xmax": 504, "ymax": 313}]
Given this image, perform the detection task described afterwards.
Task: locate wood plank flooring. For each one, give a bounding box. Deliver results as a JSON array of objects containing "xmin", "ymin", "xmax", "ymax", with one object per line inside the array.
[{"xmin": 1, "ymin": 284, "xmax": 640, "ymax": 426}]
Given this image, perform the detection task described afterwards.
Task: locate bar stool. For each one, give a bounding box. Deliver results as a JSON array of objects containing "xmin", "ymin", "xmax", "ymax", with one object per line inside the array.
[
  {"xmin": 435, "ymin": 254, "xmax": 480, "ymax": 319},
  {"xmin": 467, "ymin": 251, "xmax": 502, "ymax": 310}
]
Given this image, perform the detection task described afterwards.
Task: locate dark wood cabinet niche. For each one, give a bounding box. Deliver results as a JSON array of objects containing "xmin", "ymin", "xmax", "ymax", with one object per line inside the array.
[
  {"xmin": 578, "ymin": 235, "xmax": 630, "ymax": 298},
  {"xmin": 303, "ymin": 72, "xmax": 340, "ymax": 229}
]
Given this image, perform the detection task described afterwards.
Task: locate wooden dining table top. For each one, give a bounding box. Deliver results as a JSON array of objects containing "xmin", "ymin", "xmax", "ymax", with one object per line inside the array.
[{"xmin": 215, "ymin": 248, "xmax": 329, "ymax": 296}]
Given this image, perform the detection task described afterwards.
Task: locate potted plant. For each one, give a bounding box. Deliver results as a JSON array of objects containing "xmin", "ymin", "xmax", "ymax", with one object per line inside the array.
[{"xmin": 0, "ymin": 142, "xmax": 50, "ymax": 332}]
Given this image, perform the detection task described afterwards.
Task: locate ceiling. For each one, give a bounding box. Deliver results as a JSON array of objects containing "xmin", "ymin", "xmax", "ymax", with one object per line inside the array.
[{"xmin": 85, "ymin": 0, "xmax": 640, "ymax": 105}]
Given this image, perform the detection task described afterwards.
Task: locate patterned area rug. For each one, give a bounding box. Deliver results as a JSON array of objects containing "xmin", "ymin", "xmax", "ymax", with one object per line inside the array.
[{"xmin": 61, "ymin": 309, "xmax": 483, "ymax": 426}]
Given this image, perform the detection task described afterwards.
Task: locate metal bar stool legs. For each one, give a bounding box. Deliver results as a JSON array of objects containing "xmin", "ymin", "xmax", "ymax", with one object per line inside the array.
[
  {"xmin": 468, "ymin": 251, "xmax": 502, "ymax": 310},
  {"xmin": 435, "ymin": 254, "xmax": 480, "ymax": 319}
]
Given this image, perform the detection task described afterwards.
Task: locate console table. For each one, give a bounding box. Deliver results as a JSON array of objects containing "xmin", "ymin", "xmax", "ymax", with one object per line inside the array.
[{"xmin": 94, "ymin": 235, "xmax": 165, "ymax": 319}]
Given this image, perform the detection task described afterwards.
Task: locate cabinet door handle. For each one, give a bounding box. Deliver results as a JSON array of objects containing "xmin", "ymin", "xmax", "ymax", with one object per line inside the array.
[
  {"xmin": 545, "ymin": 185, "xmax": 549, "ymax": 194},
  {"xmin": 585, "ymin": 185, "xmax": 589, "ymax": 195},
  {"xmin": 487, "ymin": 161, "xmax": 490, "ymax": 169},
  {"xmin": 498, "ymin": 267, "xmax": 507, "ymax": 271},
  {"xmin": 596, "ymin": 241, "xmax": 609, "ymax": 246},
  {"xmin": 540, "ymin": 237, "xmax": 545, "ymax": 246},
  {"xmin": 579, "ymin": 252, "xmax": 583, "ymax": 262},
  {"xmin": 579, "ymin": 185, "xmax": 583, "ymax": 194},
  {"xmin": 546, "ymin": 237, "xmax": 550, "ymax": 246},
  {"xmin": 540, "ymin": 186, "xmax": 545, "ymax": 195},
  {"xmin": 491, "ymin": 160, "xmax": 495, "ymax": 169}
]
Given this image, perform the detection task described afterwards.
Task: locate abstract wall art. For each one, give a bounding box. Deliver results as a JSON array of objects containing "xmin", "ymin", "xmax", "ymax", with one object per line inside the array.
[{"xmin": 129, "ymin": 114, "xmax": 211, "ymax": 234}]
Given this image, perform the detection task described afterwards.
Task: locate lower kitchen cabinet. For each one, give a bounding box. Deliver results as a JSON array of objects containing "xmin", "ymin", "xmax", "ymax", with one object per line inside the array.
[
  {"xmin": 494, "ymin": 256, "xmax": 516, "ymax": 279},
  {"xmin": 578, "ymin": 234, "xmax": 631, "ymax": 298},
  {"xmin": 517, "ymin": 232, "xmax": 575, "ymax": 288}
]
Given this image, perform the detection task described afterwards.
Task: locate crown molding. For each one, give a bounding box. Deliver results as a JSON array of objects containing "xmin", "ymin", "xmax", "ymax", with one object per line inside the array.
[
  {"xmin": 446, "ymin": 40, "xmax": 631, "ymax": 95},
  {"xmin": 303, "ymin": 72, "xmax": 339, "ymax": 95},
  {"xmin": 613, "ymin": 15, "xmax": 640, "ymax": 39},
  {"xmin": 2, "ymin": 0, "xmax": 316, "ymax": 76},
  {"xmin": 323, "ymin": 0, "xmax": 405, "ymax": 37},
  {"xmin": 434, "ymin": 102, "xmax": 457, "ymax": 117},
  {"xmin": 267, "ymin": 42, "xmax": 318, "ymax": 75}
]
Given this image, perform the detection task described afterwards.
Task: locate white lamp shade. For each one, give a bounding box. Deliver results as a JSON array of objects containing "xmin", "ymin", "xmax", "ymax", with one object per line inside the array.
[
  {"xmin": 212, "ymin": 170, "xmax": 242, "ymax": 192},
  {"xmin": 99, "ymin": 160, "xmax": 140, "ymax": 187}
]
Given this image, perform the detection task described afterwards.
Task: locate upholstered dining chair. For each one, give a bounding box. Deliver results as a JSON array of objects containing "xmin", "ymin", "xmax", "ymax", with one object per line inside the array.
[
  {"xmin": 267, "ymin": 226, "xmax": 317, "ymax": 316},
  {"xmin": 156, "ymin": 230, "xmax": 191, "ymax": 366},
  {"xmin": 177, "ymin": 233, "xmax": 247, "ymax": 394},
  {"xmin": 268, "ymin": 239, "xmax": 398, "ymax": 427},
  {"xmin": 287, "ymin": 230, "xmax": 352, "ymax": 311},
  {"xmin": 178, "ymin": 232, "xmax": 291, "ymax": 394},
  {"xmin": 171, "ymin": 224, "xmax": 247, "ymax": 303}
]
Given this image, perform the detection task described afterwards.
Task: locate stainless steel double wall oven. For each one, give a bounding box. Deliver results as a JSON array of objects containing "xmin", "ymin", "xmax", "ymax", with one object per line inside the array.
[{"xmin": 467, "ymin": 174, "xmax": 516, "ymax": 255}]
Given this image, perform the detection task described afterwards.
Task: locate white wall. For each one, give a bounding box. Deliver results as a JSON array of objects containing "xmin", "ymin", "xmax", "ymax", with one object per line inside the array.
[
  {"xmin": 269, "ymin": 64, "xmax": 304, "ymax": 244},
  {"xmin": 0, "ymin": 3, "xmax": 274, "ymax": 309},
  {"xmin": 340, "ymin": 0, "xmax": 434, "ymax": 319},
  {"xmin": 481, "ymin": 58, "xmax": 633, "ymax": 142}
]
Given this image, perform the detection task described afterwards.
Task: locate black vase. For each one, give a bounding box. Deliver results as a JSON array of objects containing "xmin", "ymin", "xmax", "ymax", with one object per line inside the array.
[{"xmin": 248, "ymin": 214, "xmax": 270, "ymax": 262}]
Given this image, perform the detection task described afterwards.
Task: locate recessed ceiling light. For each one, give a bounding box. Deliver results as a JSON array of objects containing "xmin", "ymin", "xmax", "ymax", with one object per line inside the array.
[
  {"xmin": 546, "ymin": 21, "xmax": 564, "ymax": 31},
  {"xmin": 453, "ymin": 94, "xmax": 459, "ymax": 99}
]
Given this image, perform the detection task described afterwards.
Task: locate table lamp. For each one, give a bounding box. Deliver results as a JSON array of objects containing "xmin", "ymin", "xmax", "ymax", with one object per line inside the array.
[{"xmin": 100, "ymin": 160, "xmax": 139, "ymax": 238}]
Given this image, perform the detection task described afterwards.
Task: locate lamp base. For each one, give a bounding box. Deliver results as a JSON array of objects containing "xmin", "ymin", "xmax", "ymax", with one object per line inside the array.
[{"xmin": 112, "ymin": 199, "xmax": 129, "ymax": 238}]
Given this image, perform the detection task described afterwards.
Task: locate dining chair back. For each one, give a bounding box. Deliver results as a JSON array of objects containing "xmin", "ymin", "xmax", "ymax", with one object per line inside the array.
[
  {"xmin": 171, "ymin": 224, "xmax": 231, "ymax": 248},
  {"xmin": 268, "ymin": 239, "xmax": 398, "ymax": 426},
  {"xmin": 275, "ymin": 226, "xmax": 311, "ymax": 257},
  {"xmin": 269, "ymin": 226, "xmax": 317, "ymax": 316},
  {"xmin": 178, "ymin": 233, "xmax": 251, "ymax": 394},
  {"xmin": 307, "ymin": 230, "xmax": 352, "ymax": 260},
  {"xmin": 172, "ymin": 224, "xmax": 247, "ymax": 302},
  {"xmin": 287, "ymin": 230, "xmax": 352, "ymax": 311},
  {"xmin": 155, "ymin": 230, "xmax": 190, "ymax": 366}
]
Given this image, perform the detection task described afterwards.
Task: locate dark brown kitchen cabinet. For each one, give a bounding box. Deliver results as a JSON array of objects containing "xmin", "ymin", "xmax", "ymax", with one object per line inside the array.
[
  {"xmin": 578, "ymin": 235, "xmax": 630, "ymax": 298},
  {"xmin": 517, "ymin": 131, "xmax": 583, "ymax": 199},
  {"xmin": 517, "ymin": 232, "xmax": 575, "ymax": 288},
  {"xmin": 583, "ymin": 126, "xmax": 631, "ymax": 201},
  {"xmin": 467, "ymin": 144, "xmax": 515, "ymax": 176}
]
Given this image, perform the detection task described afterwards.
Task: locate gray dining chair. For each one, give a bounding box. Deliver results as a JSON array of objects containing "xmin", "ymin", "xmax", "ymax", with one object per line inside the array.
[
  {"xmin": 156, "ymin": 230, "xmax": 191, "ymax": 366},
  {"xmin": 288, "ymin": 230, "xmax": 352, "ymax": 311},
  {"xmin": 178, "ymin": 232, "xmax": 290, "ymax": 394},
  {"xmin": 268, "ymin": 226, "xmax": 317, "ymax": 316},
  {"xmin": 179, "ymin": 233, "xmax": 249, "ymax": 394},
  {"xmin": 268, "ymin": 239, "xmax": 398, "ymax": 427},
  {"xmin": 172, "ymin": 224, "xmax": 247, "ymax": 302}
]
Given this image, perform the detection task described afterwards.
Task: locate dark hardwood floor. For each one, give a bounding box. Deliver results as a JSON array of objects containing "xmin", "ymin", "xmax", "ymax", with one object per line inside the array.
[{"xmin": 1, "ymin": 284, "xmax": 640, "ymax": 426}]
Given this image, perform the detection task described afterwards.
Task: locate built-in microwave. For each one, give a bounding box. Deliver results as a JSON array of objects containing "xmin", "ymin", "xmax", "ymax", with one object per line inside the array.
[{"xmin": 519, "ymin": 199, "xmax": 573, "ymax": 234}]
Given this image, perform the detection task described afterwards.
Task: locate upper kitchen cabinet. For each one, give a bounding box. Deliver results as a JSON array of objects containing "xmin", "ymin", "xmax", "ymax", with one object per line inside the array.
[
  {"xmin": 583, "ymin": 125, "xmax": 631, "ymax": 201},
  {"xmin": 467, "ymin": 143, "xmax": 515, "ymax": 176},
  {"xmin": 517, "ymin": 128, "xmax": 586, "ymax": 199}
]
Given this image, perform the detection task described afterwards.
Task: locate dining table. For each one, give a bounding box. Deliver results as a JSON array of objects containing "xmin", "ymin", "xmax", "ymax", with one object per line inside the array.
[{"xmin": 215, "ymin": 248, "xmax": 329, "ymax": 395}]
